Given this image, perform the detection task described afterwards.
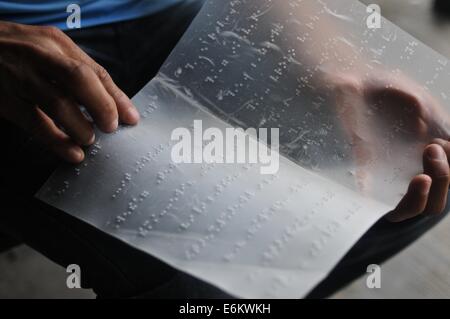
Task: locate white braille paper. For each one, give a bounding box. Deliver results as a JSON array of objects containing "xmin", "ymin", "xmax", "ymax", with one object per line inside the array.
[{"xmin": 37, "ymin": 0, "xmax": 450, "ymax": 298}]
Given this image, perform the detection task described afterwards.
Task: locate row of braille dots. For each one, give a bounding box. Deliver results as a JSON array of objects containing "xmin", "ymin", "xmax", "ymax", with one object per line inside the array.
[
  {"xmin": 200, "ymin": 162, "xmax": 217, "ymax": 177},
  {"xmin": 133, "ymin": 143, "xmax": 168, "ymax": 174},
  {"xmin": 184, "ymin": 172, "xmax": 276, "ymax": 261},
  {"xmin": 88, "ymin": 142, "xmax": 102, "ymax": 157},
  {"xmin": 55, "ymin": 180, "xmax": 70, "ymax": 197},
  {"xmin": 142, "ymin": 101, "xmax": 159, "ymax": 119},
  {"xmin": 178, "ymin": 170, "xmax": 246, "ymax": 232},
  {"xmin": 400, "ymin": 40, "xmax": 418, "ymax": 62},
  {"xmin": 261, "ymin": 190, "xmax": 335, "ymax": 264},
  {"xmin": 238, "ymin": 181, "xmax": 313, "ymax": 264},
  {"xmin": 71, "ymin": 142, "xmax": 103, "ymax": 178},
  {"xmin": 309, "ymin": 219, "xmax": 341, "ymax": 258},
  {"xmin": 156, "ymin": 163, "xmax": 177, "ymax": 185},
  {"xmin": 114, "ymin": 190, "xmax": 150, "ymax": 229},
  {"xmin": 185, "ymin": 190, "xmax": 257, "ymax": 261},
  {"xmin": 221, "ymin": 176, "xmax": 285, "ymax": 263},
  {"xmin": 111, "ymin": 143, "xmax": 169, "ymax": 200},
  {"xmin": 111, "ymin": 173, "xmax": 132, "ymax": 199},
  {"xmin": 137, "ymin": 182, "xmax": 195, "ymax": 237}
]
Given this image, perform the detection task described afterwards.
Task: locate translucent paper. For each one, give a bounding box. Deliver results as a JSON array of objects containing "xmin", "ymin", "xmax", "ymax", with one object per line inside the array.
[{"xmin": 37, "ymin": 0, "xmax": 450, "ymax": 298}]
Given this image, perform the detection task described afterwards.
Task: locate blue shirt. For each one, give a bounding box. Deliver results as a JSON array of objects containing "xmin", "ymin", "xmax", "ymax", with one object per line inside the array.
[{"xmin": 0, "ymin": 0, "xmax": 182, "ymax": 30}]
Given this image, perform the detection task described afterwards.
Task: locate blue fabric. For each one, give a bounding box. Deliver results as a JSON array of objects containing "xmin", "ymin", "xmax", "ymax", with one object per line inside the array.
[{"xmin": 0, "ymin": 0, "xmax": 183, "ymax": 29}]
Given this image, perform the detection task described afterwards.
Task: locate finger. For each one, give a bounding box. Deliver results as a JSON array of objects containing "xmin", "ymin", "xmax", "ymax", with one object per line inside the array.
[
  {"xmin": 425, "ymin": 93, "xmax": 450, "ymax": 140},
  {"xmin": 83, "ymin": 61, "xmax": 139, "ymax": 125},
  {"xmin": 365, "ymin": 74, "xmax": 450, "ymax": 140},
  {"xmin": 423, "ymin": 144, "xmax": 450, "ymax": 215},
  {"xmin": 352, "ymin": 136, "xmax": 373, "ymax": 192},
  {"xmin": 431, "ymin": 138, "xmax": 450, "ymax": 166},
  {"xmin": 335, "ymin": 87, "xmax": 373, "ymax": 192},
  {"xmin": 33, "ymin": 108, "xmax": 85, "ymax": 163},
  {"xmin": 369, "ymin": 87, "xmax": 430, "ymax": 139},
  {"xmin": 94, "ymin": 65, "xmax": 139, "ymax": 125},
  {"xmin": 12, "ymin": 106, "xmax": 84, "ymax": 163},
  {"xmin": 386, "ymin": 174, "xmax": 431, "ymax": 222},
  {"xmin": 61, "ymin": 60, "xmax": 118, "ymax": 132},
  {"xmin": 41, "ymin": 96, "xmax": 95, "ymax": 146},
  {"xmin": 60, "ymin": 42, "xmax": 139, "ymax": 125},
  {"xmin": 33, "ymin": 49, "xmax": 119, "ymax": 133},
  {"xmin": 24, "ymin": 77, "xmax": 95, "ymax": 146}
]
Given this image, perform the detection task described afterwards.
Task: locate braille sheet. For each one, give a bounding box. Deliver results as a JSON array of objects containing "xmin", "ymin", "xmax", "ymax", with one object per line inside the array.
[{"xmin": 37, "ymin": 0, "xmax": 450, "ymax": 298}]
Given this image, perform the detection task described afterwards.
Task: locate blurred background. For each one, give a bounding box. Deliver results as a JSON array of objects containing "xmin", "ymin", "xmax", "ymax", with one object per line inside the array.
[{"xmin": 1, "ymin": 0, "xmax": 450, "ymax": 299}]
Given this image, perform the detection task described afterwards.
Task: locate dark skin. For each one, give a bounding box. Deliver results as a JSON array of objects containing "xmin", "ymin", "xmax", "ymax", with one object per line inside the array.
[
  {"xmin": 324, "ymin": 70, "xmax": 450, "ymax": 222},
  {"xmin": 287, "ymin": 0, "xmax": 450, "ymax": 223},
  {"xmin": 0, "ymin": 21, "xmax": 448, "ymax": 222},
  {"xmin": 0, "ymin": 21, "xmax": 140, "ymax": 162}
]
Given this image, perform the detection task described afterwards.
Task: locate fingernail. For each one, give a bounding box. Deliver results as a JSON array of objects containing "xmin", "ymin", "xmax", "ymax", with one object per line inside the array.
[
  {"xmin": 124, "ymin": 104, "xmax": 140, "ymax": 122},
  {"xmin": 81, "ymin": 133, "xmax": 95, "ymax": 146},
  {"xmin": 117, "ymin": 94, "xmax": 132, "ymax": 107},
  {"xmin": 427, "ymin": 145, "xmax": 446, "ymax": 161},
  {"xmin": 118, "ymin": 95, "xmax": 140, "ymax": 123},
  {"xmin": 106, "ymin": 119, "xmax": 118, "ymax": 132},
  {"xmin": 127, "ymin": 106, "xmax": 140, "ymax": 122},
  {"xmin": 87, "ymin": 133, "xmax": 96, "ymax": 145},
  {"xmin": 69, "ymin": 147, "xmax": 84, "ymax": 163}
]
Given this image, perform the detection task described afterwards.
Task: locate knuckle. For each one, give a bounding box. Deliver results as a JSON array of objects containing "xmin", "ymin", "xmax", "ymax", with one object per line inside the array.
[
  {"xmin": 414, "ymin": 97, "xmax": 427, "ymax": 114},
  {"xmin": 101, "ymin": 99, "xmax": 117, "ymax": 117},
  {"xmin": 428, "ymin": 204, "xmax": 446, "ymax": 215},
  {"xmin": 99, "ymin": 104, "xmax": 118, "ymax": 126},
  {"xmin": 29, "ymin": 117, "xmax": 48, "ymax": 140},
  {"xmin": 111, "ymin": 87, "xmax": 126, "ymax": 102},
  {"xmin": 15, "ymin": 42, "xmax": 42, "ymax": 58},
  {"xmin": 332, "ymin": 75, "xmax": 363, "ymax": 94},
  {"xmin": 437, "ymin": 204, "xmax": 446, "ymax": 214},
  {"xmin": 424, "ymin": 144, "xmax": 446, "ymax": 159},
  {"xmin": 72, "ymin": 125, "xmax": 94, "ymax": 145},
  {"xmin": 431, "ymin": 138, "xmax": 448, "ymax": 148},
  {"xmin": 66, "ymin": 62, "xmax": 91, "ymax": 82},
  {"xmin": 434, "ymin": 173, "xmax": 450, "ymax": 183},
  {"xmin": 90, "ymin": 97, "xmax": 116, "ymax": 124},
  {"xmin": 42, "ymin": 26, "xmax": 64, "ymax": 40},
  {"xmin": 96, "ymin": 65, "xmax": 111, "ymax": 82},
  {"xmin": 51, "ymin": 98, "xmax": 70, "ymax": 118},
  {"xmin": 335, "ymin": 82, "xmax": 363, "ymax": 97}
]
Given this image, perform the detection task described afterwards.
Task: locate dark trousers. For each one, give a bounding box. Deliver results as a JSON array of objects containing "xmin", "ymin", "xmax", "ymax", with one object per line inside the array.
[{"xmin": 0, "ymin": 0, "xmax": 448, "ymax": 298}]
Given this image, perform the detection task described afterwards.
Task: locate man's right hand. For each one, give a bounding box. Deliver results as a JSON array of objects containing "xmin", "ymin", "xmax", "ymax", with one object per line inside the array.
[
  {"xmin": 324, "ymin": 69, "xmax": 450, "ymax": 222},
  {"xmin": 0, "ymin": 21, "xmax": 140, "ymax": 163}
]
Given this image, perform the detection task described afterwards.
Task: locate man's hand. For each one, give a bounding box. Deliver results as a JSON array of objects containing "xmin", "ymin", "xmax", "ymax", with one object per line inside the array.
[
  {"xmin": 324, "ymin": 69, "xmax": 450, "ymax": 222},
  {"xmin": 0, "ymin": 21, "xmax": 140, "ymax": 163},
  {"xmin": 386, "ymin": 143, "xmax": 449, "ymax": 222}
]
